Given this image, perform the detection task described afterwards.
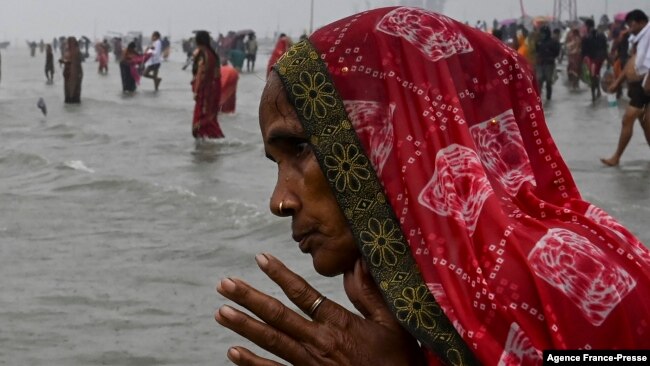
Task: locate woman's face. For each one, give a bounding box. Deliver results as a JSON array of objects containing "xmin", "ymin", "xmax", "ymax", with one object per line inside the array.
[{"xmin": 259, "ymin": 72, "xmax": 360, "ymax": 276}]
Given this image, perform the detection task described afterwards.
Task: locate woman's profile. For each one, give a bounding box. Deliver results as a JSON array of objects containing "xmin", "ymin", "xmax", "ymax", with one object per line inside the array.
[{"xmin": 216, "ymin": 7, "xmax": 650, "ymax": 365}]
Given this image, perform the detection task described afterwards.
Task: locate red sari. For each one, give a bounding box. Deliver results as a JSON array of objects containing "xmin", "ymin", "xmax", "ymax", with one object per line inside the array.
[
  {"xmin": 220, "ymin": 64, "xmax": 239, "ymax": 113},
  {"xmin": 266, "ymin": 36, "xmax": 291, "ymax": 77},
  {"xmin": 274, "ymin": 7, "xmax": 650, "ymax": 365},
  {"xmin": 191, "ymin": 46, "xmax": 224, "ymax": 139}
]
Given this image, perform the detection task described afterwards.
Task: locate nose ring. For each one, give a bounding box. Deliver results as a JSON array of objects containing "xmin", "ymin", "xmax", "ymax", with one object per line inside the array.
[{"xmin": 279, "ymin": 201, "xmax": 284, "ymax": 215}]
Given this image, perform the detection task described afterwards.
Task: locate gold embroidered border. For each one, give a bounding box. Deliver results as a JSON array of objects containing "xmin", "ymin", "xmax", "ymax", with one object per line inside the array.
[{"xmin": 274, "ymin": 40, "xmax": 475, "ymax": 366}]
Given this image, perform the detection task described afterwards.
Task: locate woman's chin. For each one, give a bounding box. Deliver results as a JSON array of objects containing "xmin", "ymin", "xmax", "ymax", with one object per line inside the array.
[
  {"xmin": 312, "ymin": 257, "xmax": 342, "ymax": 277},
  {"xmin": 311, "ymin": 253, "xmax": 357, "ymax": 277}
]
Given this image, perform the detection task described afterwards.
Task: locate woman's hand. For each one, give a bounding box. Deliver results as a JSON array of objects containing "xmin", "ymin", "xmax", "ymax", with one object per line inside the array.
[{"xmin": 215, "ymin": 253, "xmax": 425, "ymax": 366}]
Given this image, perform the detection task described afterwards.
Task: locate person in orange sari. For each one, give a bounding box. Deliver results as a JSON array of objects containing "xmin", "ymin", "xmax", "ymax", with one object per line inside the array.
[
  {"xmin": 220, "ymin": 59, "xmax": 239, "ymax": 114},
  {"xmin": 266, "ymin": 33, "xmax": 291, "ymax": 77},
  {"xmin": 191, "ymin": 31, "xmax": 224, "ymax": 139}
]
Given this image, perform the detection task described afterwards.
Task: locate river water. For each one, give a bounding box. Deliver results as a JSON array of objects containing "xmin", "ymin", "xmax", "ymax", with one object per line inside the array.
[{"xmin": 0, "ymin": 45, "xmax": 648, "ymax": 366}]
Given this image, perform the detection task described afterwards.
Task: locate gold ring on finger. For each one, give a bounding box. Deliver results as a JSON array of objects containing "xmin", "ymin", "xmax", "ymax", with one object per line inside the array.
[{"xmin": 308, "ymin": 295, "xmax": 326, "ymax": 318}]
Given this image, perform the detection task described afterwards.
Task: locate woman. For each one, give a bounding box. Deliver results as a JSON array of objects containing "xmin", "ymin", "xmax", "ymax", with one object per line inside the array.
[
  {"xmin": 266, "ymin": 33, "xmax": 291, "ymax": 77},
  {"xmin": 120, "ymin": 42, "xmax": 144, "ymax": 93},
  {"xmin": 565, "ymin": 28, "xmax": 582, "ymax": 90},
  {"xmin": 59, "ymin": 37, "xmax": 83, "ymax": 104},
  {"xmin": 216, "ymin": 7, "xmax": 650, "ymax": 365},
  {"xmin": 45, "ymin": 44, "xmax": 54, "ymax": 83},
  {"xmin": 191, "ymin": 31, "xmax": 224, "ymax": 139}
]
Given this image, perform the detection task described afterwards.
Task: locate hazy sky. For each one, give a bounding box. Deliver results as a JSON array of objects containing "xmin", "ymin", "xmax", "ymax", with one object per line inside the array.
[{"xmin": 1, "ymin": 0, "xmax": 647, "ymax": 42}]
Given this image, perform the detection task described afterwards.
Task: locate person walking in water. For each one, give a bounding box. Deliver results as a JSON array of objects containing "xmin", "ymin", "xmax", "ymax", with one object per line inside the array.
[
  {"xmin": 535, "ymin": 25, "xmax": 560, "ymax": 101},
  {"xmin": 143, "ymin": 31, "xmax": 163, "ymax": 91},
  {"xmin": 45, "ymin": 44, "xmax": 55, "ymax": 84},
  {"xmin": 601, "ymin": 10, "xmax": 650, "ymax": 166},
  {"xmin": 581, "ymin": 18, "xmax": 608, "ymax": 102}
]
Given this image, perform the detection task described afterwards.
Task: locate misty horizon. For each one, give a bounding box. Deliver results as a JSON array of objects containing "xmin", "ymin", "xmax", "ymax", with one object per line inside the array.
[{"xmin": 1, "ymin": 0, "xmax": 647, "ymax": 44}]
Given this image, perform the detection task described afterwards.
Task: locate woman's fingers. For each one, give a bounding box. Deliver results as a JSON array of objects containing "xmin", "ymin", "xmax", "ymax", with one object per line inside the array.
[
  {"xmin": 215, "ymin": 305, "xmax": 311, "ymax": 365},
  {"xmin": 255, "ymin": 253, "xmax": 347, "ymax": 323},
  {"xmin": 217, "ymin": 277, "xmax": 319, "ymax": 343},
  {"xmin": 343, "ymin": 259, "xmax": 399, "ymax": 326},
  {"xmin": 226, "ymin": 346, "xmax": 286, "ymax": 366}
]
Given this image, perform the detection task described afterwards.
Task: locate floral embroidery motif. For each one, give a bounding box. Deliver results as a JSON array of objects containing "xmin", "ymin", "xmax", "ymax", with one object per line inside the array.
[
  {"xmin": 324, "ymin": 142, "xmax": 371, "ymax": 192},
  {"xmin": 360, "ymin": 218, "xmax": 407, "ymax": 266},
  {"xmin": 291, "ymin": 71, "xmax": 337, "ymax": 119},
  {"xmin": 395, "ymin": 285, "xmax": 442, "ymax": 330}
]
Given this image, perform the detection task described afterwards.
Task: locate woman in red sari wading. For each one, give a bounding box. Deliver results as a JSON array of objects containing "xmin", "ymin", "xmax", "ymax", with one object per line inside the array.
[
  {"xmin": 216, "ymin": 7, "xmax": 650, "ymax": 366},
  {"xmin": 191, "ymin": 31, "xmax": 224, "ymax": 139}
]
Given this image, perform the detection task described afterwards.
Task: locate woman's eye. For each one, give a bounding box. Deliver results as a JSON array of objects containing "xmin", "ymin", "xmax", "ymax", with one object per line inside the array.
[{"xmin": 296, "ymin": 142, "xmax": 311, "ymax": 156}]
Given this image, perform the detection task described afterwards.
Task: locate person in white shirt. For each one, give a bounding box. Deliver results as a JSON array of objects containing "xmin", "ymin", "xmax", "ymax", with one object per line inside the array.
[
  {"xmin": 601, "ymin": 9, "xmax": 650, "ymax": 166},
  {"xmin": 632, "ymin": 11, "xmax": 650, "ymax": 93},
  {"xmin": 143, "ymin": 31, "xmax": 163, "ymax": 91}
]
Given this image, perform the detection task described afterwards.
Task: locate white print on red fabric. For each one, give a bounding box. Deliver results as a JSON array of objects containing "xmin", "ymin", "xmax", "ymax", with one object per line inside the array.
[
  {"xmin": 469, "ymin": 110, "xmax": 536, "ymax": 197},
  {"xmin": 418, "ymin": 144, "xmax": 493, "ymax": 236},
  {"xmin": 584, "ymin": 205, "xmax": 650, "ymax": 265},
  {"xmin": 377, "ymin": 7, "xmax": 473, "ymax": 62},
  {"xmin": 528, "ymin": 228, "xmax": 637, "ymax": 326},
  {"xmin": 497, "ymin": 322, "xmax": 542, "ymax": 366},
  {"xmin": 344, "ymin": 100, "xmax": 394, "ymax": 176}
]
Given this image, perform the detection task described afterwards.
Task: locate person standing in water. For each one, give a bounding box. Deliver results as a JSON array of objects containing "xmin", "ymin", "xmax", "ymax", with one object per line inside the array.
[
  {"xmin": 191, "ymin": 31, "xmax": 224, "ymax": 139},
  {"xmin": 59, "ymin": 37, "xmax": 83, "ymax": 104},
  {"xmin": 120, "ymin": 42, "xmax": 144, "ymax": 93},
  {"xmin": 220, "ymin": 59, "xmax": 239, "ymax": 114},
  {"xmin": 245, "ymin": 33, "xmax": 258, "ymax": 73},
  {"xmin": 45, "ymin": 44, "xmax": 55, "ymax": 84}
]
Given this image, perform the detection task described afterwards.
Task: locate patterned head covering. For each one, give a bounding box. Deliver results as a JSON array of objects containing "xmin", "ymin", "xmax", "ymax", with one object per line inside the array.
[{"xmin": 274, "ymin": 7, "xmax": 650, "ymax": 365}]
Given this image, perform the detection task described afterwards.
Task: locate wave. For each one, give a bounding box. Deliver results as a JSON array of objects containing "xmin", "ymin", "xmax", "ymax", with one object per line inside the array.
[
  {"xmin": 51, "ymin": 177, "xmax": 151, "ymax": 194},
  {"xmin": 60, "ymin": 160, "xmax": 95, "ymax": 173},
  {"xmin": 43, "ymin": 123, "xmax": 111, "ymax": 144},
  {"xmin": 50, "ymin": 177, "xmax": 264, "ymax": 223}
]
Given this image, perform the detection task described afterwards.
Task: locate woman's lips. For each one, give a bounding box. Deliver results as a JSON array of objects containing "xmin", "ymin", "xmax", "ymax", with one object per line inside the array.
[{"xmin": 293, "ymin": 231, "xmax": 315, "ymax": 253}]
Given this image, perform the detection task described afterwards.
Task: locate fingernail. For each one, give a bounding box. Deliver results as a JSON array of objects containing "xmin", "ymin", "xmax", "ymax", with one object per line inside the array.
[
  {"xmin": 255, "ymin": 253, "xmax": 269, "ymax": 269},
  {"xmin": 220, "ymin": 305, "xmax": 237, "ymax": 319},
  {"xmin": 227, "ymin": 347, "xmax": 240, "ymax": 361},
  {"xmin": 220, "ymin": 278, "xmax": 236, "ymax": 293}
]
